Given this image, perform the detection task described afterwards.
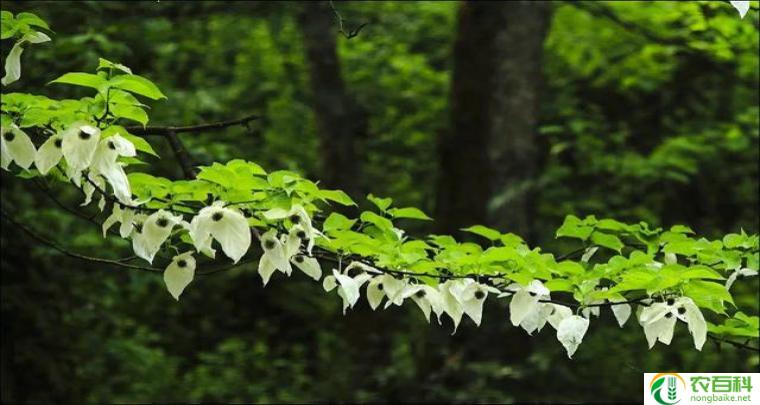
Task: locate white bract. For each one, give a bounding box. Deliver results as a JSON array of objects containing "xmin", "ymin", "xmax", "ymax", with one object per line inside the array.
[
  {"xmin": 189, "ymin": 202, "xmax": 251, "ymax": 263},
  {"xmin": 725, "ymin": 267, "xmax": 758, "ymax": 291},
  {"xmin": 90, "ymin": 134, "xmax": 136, "ymax": 204},
  {"xmin": 508, "ymin": 280, "xmax": 550, "ymax": 328},
  {"xmin": 448, "ymin": 279, "xmax": 500, "ymax": 327},
  {"xmin": 638, "ymin": 296, "xmax": 707, "ymax": 350},
  {"xmin": 257, "ymin": 229, "xmax": 293, "ymax": 285},
  {"xmin": 2, "ymin": 31, "xmax": 51, "ymax": 86},
  {"xmin": 61, "ymin": 122, "xmax": 101, "ymax": 181},
  {"xmin": 730, "ymin": 1, "xmax": 750, "ymax": 18},
  {"xmin": 581, "ymin": 288, "xmax": 631, "ymax": 327},
  {"xmin": 163, "ymin": 252, "xmax": 196, "ymax": 300},
  {"xmin": 291, "ymin": 254, "xmax": 322, "ymax": 281},
  {"xmin": 366, "ymin": 274, "xmax": 408, "ymax": 310},
  {"xmin": 400, "ymin": 284, "xmax": 444, "ymax": 323},
  {"xmin": 557, "ymin": 315, "xmax": 590, "ymax": 358},
  {"xmin": 132, "ymin": 209, "xmax": 183, "ymax": 263},
  {"xmin": 102, "ymin": 204, "xmax": 137, "ymax": 238},
  {"xmin": 323, "ymin": 267, "xmax": 372, "ymax": 314},
  {"xmin": 34, "ymin": 133, "xmax": 64, "ymax": 174},
  {"xmin": 263, "ymin": 204, "xmax": 321, "ymax": 254},
  {"xmin": 1, "ymin": 124, "xmax": 36, "ymax": 170}
]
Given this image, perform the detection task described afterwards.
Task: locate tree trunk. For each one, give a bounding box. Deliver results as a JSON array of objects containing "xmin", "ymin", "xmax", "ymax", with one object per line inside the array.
[
  {"xmin": 298, "ymin": 1, "xmax": 367, "ymax": 197},
  {"xmin": 435, "ymin": 1, "xmax": 552, "ymax": 240}
]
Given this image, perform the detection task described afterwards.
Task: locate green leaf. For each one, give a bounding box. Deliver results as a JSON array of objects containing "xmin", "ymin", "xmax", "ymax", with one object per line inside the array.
[
  {"xmin": 388, "ymin": 207, "xmax": 432, "ymax": 221},
  {"xmin": 556, "ymin": 261, "xmax": 585, "ymax": 276},
  {"xmin": 49, "ymin": 72, "xmax": 107, "ymax": 91},
  {"xmin": 1, "ymin": 12, "xmax": 17, "ymax": 39},
  {"xmin": 318, "ymin": 189, "xmax": 355, "ymax": 206},
  {"xmin": 556, "ymin": 215, "xmax": 594, "ymax": 241},
  {"xmin": 591, "ymin": 231, "xmax": 623, "ymax": 252},
  {"xmin": 15, "ymin": 12, "xmax": 49, "ymax": 30},
  {"xmin": 683, "ymin": 280, "xmax": 734, "ymax": 314},
  {"xmin": 461, "ymin": 225, "xmax": 501, "ymax": 241},
  {"xmin": 109, "ymin": 103, "xmax": 148, "ymax": 125},
  {"xmin": 367, "ymin": 193, "xmax": 393, "ymax": 212},
  {"xmin": 323, "ymin": 213, "xmax": 357, "ymax": 233},
  {"xmin": 97, "ymin": 58, "xmax": 132, "ymax": 74},
  {"xmin": 545, "ymin": 278, "xmax": 574, "ymax": 292},
  {"xmin": 670, "ymin": 225, "xmax": 695, "ymax": 234},
  {"xmin": 197, "ymin": 163, "xmax": 235, "ymax": 187},
  {"xmin": 109, "ymin": 74, "xmax": 166, "ymax": 100},
  {"xmin": 596, "ymin": 219, "xmax": 630, "ymax": 232},
  {"xmin": 360, "ymin": 211, "xmax": 394, "ymax": 232}
]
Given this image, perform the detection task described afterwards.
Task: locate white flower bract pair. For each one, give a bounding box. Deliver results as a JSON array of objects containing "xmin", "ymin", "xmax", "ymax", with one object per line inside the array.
[
  {"xmin": 1, "ymin": 124, "xmax": 36, "ymax": 171},
  {"xmin": 132, "ymin": 209, "xmax": 184, "ymax": 263},
  {"xmin": 638, "ymin": 296, "xmax": 707, "ymax": 351},
  {"xmin": 188, "ymin": 202, "xmax": 251, "ymax": 263},
  {"xmin": 163, "ymin": 251, "xmax": 196, "ymax": 300}
]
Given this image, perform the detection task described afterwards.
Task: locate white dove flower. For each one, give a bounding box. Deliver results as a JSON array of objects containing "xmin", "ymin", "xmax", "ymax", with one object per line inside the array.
[
  {"xmin": 447, "ymin": 279, "xmax": 500, "ymax": 327},
  {"xmin": 61, "ymin": 122, "xmax": 100, "ymax": 181},
  {"xmin": 2, "ymin": 31, "xmax": 50, "ymax": 86},
  {"xmin": 163, "ymin": 251, "xmax": 196, "ymax": 301},
  {"xmin": 80, "ymin": 173, "xmax": 105, "ymax": 208},
  {"xmin": 438, "ymin": 280, "xmax": 465, "ymax": 333},
  {"xmin": 257, "ymin": 229, "xmax": 293, "ymax": 285},
  {"xmin": 132, "ymin": 209, "xmax": 184, "ymax": 263},
  {"xmin": 557, "ymin": 315, "xmax": 590, "ymax": 358},
  {"xmin": 323, "ymin": 267, "xmax": 372, "ymax": 314},
  {"xmin": 580, "ymin": 288, "xmax": 631, "ymax": 327},
  {"xmin": 290, "ymin": 253, "xmax": 322, "ymax": 281},
  {"xmin": 546, "ymin": 304, "xmax": 573, "ymax": 330},
  {"xmin": 101, "ymin": 204, "xmax": 137, "ymax": 238},
  {"xmin": 399, "ymin": 284, "xmax": 445, "ymax": 323},
  {"xmin": 725, "ymin": 267, "xmax": 758, "ymax": 291},
  {"xmin": 638, "ymin": 296, "xmax": 707, "ymax": 351},
  {"xmin": 508, "ymin": 280, "xmax": 550, "ymax": 328},
  {"xmin": 34, "ymin": 133, "xmax": 64, "ymax": 175},
  {"xmin": 1, "ymin": 123, "xmax": 36, "ymax": 170},
  {"xmin": 730, "ymin": 1, "xmax": 750, "ymax": 18},
  {"xmin": 89, "ymin": 134, "xmax": 136, "ymax": 204},
  {"xmin": 188, "ymin": 202, "xmax": 251, "ymax": 263},
  {"xmin": 263, "ymin": 204, "xmax": 322, "ymax": 254},
  {"xmin": 366, "ymin": 274, "xmax": 408, "ymax": 310}
]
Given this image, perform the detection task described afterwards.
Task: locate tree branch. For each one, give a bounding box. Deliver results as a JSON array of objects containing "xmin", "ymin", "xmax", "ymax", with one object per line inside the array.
[
  {"xmin": 328, "ymin": 0, "xmax": 368, "ymax": 39},
  {"xmin": 165, "ymin": 129, "xmax": 198, "ymax": 179},
  {"xmin": 0, "ymin": 206, "xmax": 163, "ymax": 273},
  {"xmin": 708, "ymin": 334, "xmax": 760, "ymax": 353},
  {"xmin": 125, "ymin": 113, "xmax": 260, "ymax": 136}
]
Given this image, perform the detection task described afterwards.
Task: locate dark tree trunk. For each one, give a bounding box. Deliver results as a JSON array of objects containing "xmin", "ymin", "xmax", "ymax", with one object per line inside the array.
[
  {"xmin": 435, "ymin": 1, "xmax": 552, "ymax": 240},
  {"xmin": 298, "ymin": 1, "xmax": 367, "ymax": 197}
]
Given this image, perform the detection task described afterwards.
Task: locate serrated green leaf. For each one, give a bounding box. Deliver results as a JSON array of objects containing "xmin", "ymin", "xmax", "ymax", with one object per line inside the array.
[
  {"xmin": 97, "ymin": 58, "xmax": 132, "ymax": 74},
  {"xmin": 591, "ymin": 231, "xmax": 623, "ymax": 252},
  {"xmin": 388, "ymin": 207, "xmax": 431, "ymax": 221},
  {"xmin": 318, "ymin": 189, "xmax": 355, "ymax": 206},
  {"xmin": 50, "ymin": 72, "xmax": 107, "ymax": 91},
  {"xmin": 16, "ymin": 12, "xmax": 49, "ymax": 30},
  {"xmin": 109, "ymin": 74, "xmax": 166, "ymax": 100},
  {"xmin": 367, "ymin": 193, "xmax": 392, "ymax": 212},
  {"xmin": 461, "ymin": 225, "xmax": 501, "ymax": 241},
  {"xmin": 683, "ymin": 280, "xmax": 734, "ymax": 314},
  {"xmin": 556, "ymin": 215, "xmax": 594, "ymax": 241},
  {"xmin": 323, "ymin": 212, "xmax": 357, "ymax": 233}
]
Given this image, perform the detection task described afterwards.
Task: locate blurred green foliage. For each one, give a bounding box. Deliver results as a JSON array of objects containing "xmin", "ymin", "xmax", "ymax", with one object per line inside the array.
[{"xmin": 1, "ymin": 1, "xmax": 757, "ymax": 403}]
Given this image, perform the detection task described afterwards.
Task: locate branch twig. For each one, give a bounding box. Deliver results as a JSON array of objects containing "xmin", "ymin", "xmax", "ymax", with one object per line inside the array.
[
  {"xmin": 124, "ymin": 113, "xmax": 260, "ymax": 136},
  {"xmin": 165, "ymin": 129, "xmax": 198, "ymax": 179},
  {"xmin": 328, "ymin": 0, "xmax": 368, "ymax": 39}
]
